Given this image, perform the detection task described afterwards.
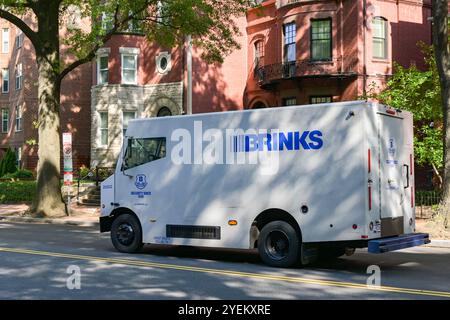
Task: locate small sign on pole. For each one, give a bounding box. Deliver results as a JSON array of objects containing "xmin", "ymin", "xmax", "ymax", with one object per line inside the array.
[{"xmin": 63, "ymin": 132, "xmax": 73, "ymax": 215}]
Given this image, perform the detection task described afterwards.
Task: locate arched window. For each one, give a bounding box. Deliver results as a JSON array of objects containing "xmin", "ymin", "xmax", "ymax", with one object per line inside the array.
[
  {"xmin": 157, "ymin": 107, "xmax": 172, "ymax": 117},
  {"xmin": 252, "ymin": 101, "xmax": 267, "ymax": 109},
  {"xmin": 254, "ymin": 40, "xmax": 265, "ymax": 67},
  {"xmin": 372, "ymin": 17, "xmax": 388, "ymax": 59}
]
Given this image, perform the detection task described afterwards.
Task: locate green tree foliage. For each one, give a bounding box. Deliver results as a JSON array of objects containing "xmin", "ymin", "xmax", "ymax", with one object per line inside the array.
[
  {"xmin": 0, "ymin": 0, "xmax": 255, "ymax": 217},
  {"xmin": 0, "ymin": 148, "xmax": 18, "ymax": 178},
  {"xmin": 365, "ymin": 45, "xmax": 444, "ymax": 186}
]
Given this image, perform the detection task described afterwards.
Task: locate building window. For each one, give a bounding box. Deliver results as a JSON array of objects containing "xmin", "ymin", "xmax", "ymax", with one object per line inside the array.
[
  {"xmin": 310, "ymin": 96, "xmax": 332, "ymax": 104},
  {"xmin": 157, "ymin": 107, "xmax": 172, "ymax": 117},
  {"xmin": 155, "ymin": 52, "xmax": 172, "ymax": 75},
  {"xmin": 372, "ymin": 17, "xmax": 387, "ymax": 59},
  {"xmin": 97, "ymin": 55, "xmax": 109, "ymax": 85},
  {"xmin": 2, "ymin": 68, "xmax": 9, "ymax": 93},
  {"xmin": 99, "ymin": 112, "xmax": 108, "ymax": 146},
  {"xmin": 254, "ymin": 40, "xmax": 265, "ymax": 67},
  {"xmin": 282, "ymin": 97, "xmax": 297, "ymax": 106},
  {"xmin": 126, "ymin": 9, "xmax": 143, "ymax": 33},
  {"xmin": 15, "ymin": 63, "xmax": 22, "ymax": 90},
  {"xmin": 283, "ymin": 22, "xmax": 296, "ymax": 63},
  {"xmin": 123, "ymin": 111, "xmax": 136, "ymax": 137},
  {"xmin": 15, "ymin": 147, "xmax": 21, "ymax": 169},
  {"xmin": 252, "ymin": 101, "xmax": 267, "ymax": 109},
  {"xmin": 2, "ymin": 28, "xmax": 9, "ymax": 53},
  {"xmin": 121, "ymin": 53, "xmax": 138, "ymax": 85},
  {"xmin": 15, "ymin": 29, "xmax": 24, "ymax": 49},
  {"xmin": 101, "ymin": 12, "xmax": 114, "ymax": 31},
  {"xmin": 15, "ymin": 105, "xmax": 22, "ymax": 132},
  {"xmin": 311, "ymin": 19, "xmax": 332, "ymax": 61},
  {"xmin": 1, "ymin": 109, "xmax": 8, "ymax": 133}
]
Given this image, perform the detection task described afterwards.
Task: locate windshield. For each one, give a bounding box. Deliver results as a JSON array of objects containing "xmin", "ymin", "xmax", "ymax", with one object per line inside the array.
[{"xmin": 123, "ymin": 137, "xmax": 166, "ymax": 170}]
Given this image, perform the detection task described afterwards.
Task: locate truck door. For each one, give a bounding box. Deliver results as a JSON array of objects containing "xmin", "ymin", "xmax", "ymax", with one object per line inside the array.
[
  {"xmin": 115, "ymin": 137, "xmax": 168, "ymax": 225},
  {"xmin": 379, "ymin": 113, "xmax": 408, "ymax": 237}
]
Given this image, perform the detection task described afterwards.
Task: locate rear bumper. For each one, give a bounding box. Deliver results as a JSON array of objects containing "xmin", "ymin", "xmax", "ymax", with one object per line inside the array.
[{"xmin": 368, "ymin": 233, "xmax": 430, "ymax": 254}]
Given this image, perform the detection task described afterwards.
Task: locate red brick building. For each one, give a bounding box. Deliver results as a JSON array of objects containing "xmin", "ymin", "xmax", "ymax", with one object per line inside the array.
[
  {"xmin": 0, "ymin": 17, "xmax": 92, "ymax": 171},
  {"xmin": 0, "ymin": 0, "xmax": 437, "ymax": 171},
  {"xmin": 245, "ymin": 0, "xmax": 432, "ymax": 108}
]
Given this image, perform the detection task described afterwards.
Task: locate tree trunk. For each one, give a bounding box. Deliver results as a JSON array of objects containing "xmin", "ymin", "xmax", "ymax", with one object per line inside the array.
[
  {"xmin": 440, "ymin": 83, "xmax": 450, "ymax": 227},
  {"xmin": 30, "ymin": 3, "xmax": 66, "ymax": 217},
  {"xmin": 433, "ymin": 0, "xmax": 450, "ymax": 226}
]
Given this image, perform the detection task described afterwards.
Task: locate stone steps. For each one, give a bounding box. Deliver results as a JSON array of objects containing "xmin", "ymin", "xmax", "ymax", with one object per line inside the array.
[{"xmin": 78, "ymin": 186, "xmax": 101, "ymax": 207}]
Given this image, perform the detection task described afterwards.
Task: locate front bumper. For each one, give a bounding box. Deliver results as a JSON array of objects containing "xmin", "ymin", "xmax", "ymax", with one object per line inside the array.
[
  {"xmin": 368, "ymin": 233, "xmax": 430, "ymax": 253},
  {"xmin": 99, "ymin": 216, "xmax": 114, "ymax": 233}
]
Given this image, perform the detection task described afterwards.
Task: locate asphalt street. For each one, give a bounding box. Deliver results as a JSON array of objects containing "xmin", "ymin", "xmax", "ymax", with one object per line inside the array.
[{"xmin": 0, "ymin": 222, "xmax": 449, "ymax": 300}]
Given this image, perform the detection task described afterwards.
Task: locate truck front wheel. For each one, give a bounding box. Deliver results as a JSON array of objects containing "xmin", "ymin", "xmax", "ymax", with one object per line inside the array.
[
  {"xmin": 258, "ymin": 221, "xmax": 300, "ymax": 268},
  {"xmin": 111, "ymin": 213, "xmax": 143, "ymax": 253}
]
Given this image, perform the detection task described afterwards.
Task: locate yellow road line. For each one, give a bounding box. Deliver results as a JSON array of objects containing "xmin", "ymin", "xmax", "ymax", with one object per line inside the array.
[{"xmin": 0, "ymin": 246, "xmax": 449, "ymax": 298}]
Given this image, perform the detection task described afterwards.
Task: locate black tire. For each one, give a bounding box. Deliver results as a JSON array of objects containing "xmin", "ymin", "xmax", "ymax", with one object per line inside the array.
[
  {"xmin": 318, "ymin": 247, "xmax": 346, "ymax": 261},
  {"xmin": 258, "ymin": 220, "xmax": 300, "ymax": 268},
  {"xmin": 111, "ymin": 213, "xmax": 143, "ymax": 253}
]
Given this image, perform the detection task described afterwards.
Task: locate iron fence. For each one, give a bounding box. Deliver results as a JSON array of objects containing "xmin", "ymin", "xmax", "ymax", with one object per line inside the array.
[
  {"xmin": 415, "ymin": 190, "xmax": 442, "ymax": 219},
  {"xmin": 75, "ymin": 166, "xmax": 115, "ymax": 202}
]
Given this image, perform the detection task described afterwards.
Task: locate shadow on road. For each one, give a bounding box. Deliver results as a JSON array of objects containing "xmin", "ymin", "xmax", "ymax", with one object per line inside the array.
[{"xmin": 142, "ymin": 244, "xmax": 263, "ymax": 264}]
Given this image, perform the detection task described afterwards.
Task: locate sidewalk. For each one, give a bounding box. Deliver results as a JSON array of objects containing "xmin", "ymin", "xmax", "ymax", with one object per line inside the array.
[{"xmin": 0, "ymin": 203, "xmax": 99, "ymax": 227}]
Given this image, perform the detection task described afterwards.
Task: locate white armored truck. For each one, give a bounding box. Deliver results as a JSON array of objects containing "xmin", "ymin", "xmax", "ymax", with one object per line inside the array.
[{"xmin": 100, "ymin": 101, "xmax": 429, "ymax": 267}]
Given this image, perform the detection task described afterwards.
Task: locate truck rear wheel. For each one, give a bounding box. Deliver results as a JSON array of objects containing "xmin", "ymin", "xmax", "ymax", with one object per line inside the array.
[
  {"xmin": 258, "ymin": 221, "xmax": 300, "ymax": 268},
  {"xmin": 111, "ymin": 213, "xmax": 143, "ymax": 253}
]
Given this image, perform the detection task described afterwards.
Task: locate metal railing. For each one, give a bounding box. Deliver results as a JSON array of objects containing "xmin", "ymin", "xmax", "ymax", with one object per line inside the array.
[
  {"xmin": 277, "ymin": 0, "xmax": 325, "ymax": 8},
  {"xmin": 415, "ymin": 190, "xmax": 442, "ymax": 219},
  {"xmin": 254, "ymin": 56, "xmax": 358, "ymax": 86},
  {"xmin": 76, "ymin": 166, "xmax": 115, "ymax": 202}
]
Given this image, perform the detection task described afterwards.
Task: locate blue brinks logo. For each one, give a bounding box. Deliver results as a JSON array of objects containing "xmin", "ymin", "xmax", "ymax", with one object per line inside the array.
[{"xmin": 233, "ymin": 130, "xmax": 323, "ymax": 153}]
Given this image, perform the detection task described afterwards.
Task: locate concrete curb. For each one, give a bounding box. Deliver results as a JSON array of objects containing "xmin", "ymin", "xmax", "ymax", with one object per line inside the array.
[
  {"xmin": 426, "ymin": 240, "xmax": 450, "ymax": 248},
  {"xmin": 0, "ymin": 215, "xmax": 98, "ymax": 227}
]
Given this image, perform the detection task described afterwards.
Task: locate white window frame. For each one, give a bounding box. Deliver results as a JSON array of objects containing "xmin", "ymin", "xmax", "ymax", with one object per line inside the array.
[
  {"xmin": 101, "ymin": 12, "xmax": 114, "ymax": 31},
  {"xmin": 15, "ymin": 105, "xmax": 22, "ymax": 132},
  {"xmin": 122, "ymin": 111, "xmax": 136, "ymax": 137},
  {"xmin": 120, "ymin": 47, "xmax": 139, "ymax": 85},
  {"xmin": 97, "ymin": 54, "xmax": 109, "ymax": 85},
  {"xmin": 1, "ymin": 108, "xmax": 9, "ymax": 133},
  {"xmin": 283, "ymin": 22, "xmax": 296, "ymax": 63},
  {"xmin": 15, "ymin": 28, "xmax": 24, "ymax": 49},
  {"xmin": 310, "ymin": 96, "xmax": 332, "ymax": 104},
  {"xmin": 282, "ymin": 97, "xmax": 297, "ymax": 106},
  {"xmin": 2, "ymin": 68, "xmax": 9, "ymax": 93},
  {"xmin": 155, "ymin": 52, "xmax": 172, "ymax": 75},
  {"xmin": 372, "ymin": 17, "xmax": 388, "ymax": 60},
  {"xmin": 99, "ymin": 111, "xmax": 108, "ymax": 147},
  {"xmin": 2, "ymin": 28, "xmax": 9, "ymax": 53},
  {"xmin": 15, "ymin": 146, "xmax": 22, "ymax": 169},
  {"xmin": 15, "ymin": 63, "xmax": 22, "ymax": 90}
]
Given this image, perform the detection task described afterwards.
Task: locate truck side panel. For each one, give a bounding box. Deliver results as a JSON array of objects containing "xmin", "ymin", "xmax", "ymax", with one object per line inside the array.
[{"xmin": 109, "ymin": 102, "xmax": 368, "ymax": 249}]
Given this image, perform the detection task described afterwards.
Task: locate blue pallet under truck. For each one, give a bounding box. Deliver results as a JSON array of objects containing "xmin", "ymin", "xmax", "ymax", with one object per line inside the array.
[{"xmin": 368, "ymin": 233, "xmax": 430, "ymax": 254}]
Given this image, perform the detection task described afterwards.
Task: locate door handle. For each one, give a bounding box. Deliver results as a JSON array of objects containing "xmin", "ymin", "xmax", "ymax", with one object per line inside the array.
[{"xmin": 403, "ymin": 164, "xmax": 410, "ymax": 189}]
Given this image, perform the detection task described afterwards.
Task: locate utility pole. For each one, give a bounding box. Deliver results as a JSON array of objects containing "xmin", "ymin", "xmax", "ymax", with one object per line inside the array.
[{"xmin": 186, "ymin": 35, "xmax": 193, "ymax": 115}]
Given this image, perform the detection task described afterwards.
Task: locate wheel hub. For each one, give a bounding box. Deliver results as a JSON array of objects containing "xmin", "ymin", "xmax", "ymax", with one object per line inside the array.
[
  {"xmin": 266, "ymin": 230, "xmax": 290, "ymax": 261},
  {"xmin": 116, "ymin": 223, "xmax": 135, "ymax": 246}
]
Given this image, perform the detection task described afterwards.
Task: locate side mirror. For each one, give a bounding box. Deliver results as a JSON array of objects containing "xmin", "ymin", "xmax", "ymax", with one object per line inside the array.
[
  {"xmin": 127, "ymin": 138, "xmax": 132, "ymax": 157},
  {"xmin": 121, "ymin": 138, "xmax": 133, "ymax": 178}
]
